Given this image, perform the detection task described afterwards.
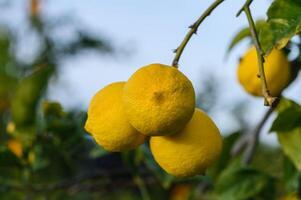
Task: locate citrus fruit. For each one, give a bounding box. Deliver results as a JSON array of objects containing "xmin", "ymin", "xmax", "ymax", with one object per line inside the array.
[
  {"xmin": 237, "ymin": 47, "xmax": 290, "ymax": 96},
  {"xmin": 123, "ymin": 63, "xmax": 195, "ymax": 136},
  {"xmin": 8, "ymin": 139, "xmax": 23, "ymax": 158},
  {"xmin": 150, "ymin": 108, "xmax": 222, "ymax": 177},
  {"xmin": 85, "ymin": 82, "xmax": 146, "ymax": 152},
  {"xmin": 170, "ymin": 184, "xmax": 192, "ymax": 200},
  {"xmin": 278, "ymin": 192, "xmax": 299, "ymax": 200}
]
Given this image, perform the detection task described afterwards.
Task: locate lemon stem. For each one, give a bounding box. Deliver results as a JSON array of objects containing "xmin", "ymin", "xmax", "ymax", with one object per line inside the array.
[
  {"xmin": 171, "ymin": 0, "xmax": 224, "ymax": 68},
  {"xmin": 239, "ymin": 2, "xmax": 278, "ymax": 106},
  {"xmin": 236, "ymin": 0, "xmax": 253, "ymax": 17}
]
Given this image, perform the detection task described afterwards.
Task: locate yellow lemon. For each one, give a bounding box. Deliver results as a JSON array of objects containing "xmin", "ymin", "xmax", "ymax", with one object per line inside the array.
[
  {"xmin": 123, "ymin": 63, "xmax": 195, "ymax": 136},
  {"xmin": 8, "ymin": 139, "xmax": 23, "ymax": 158},
  {"xmin": 237, "ymin": 47, "xmax": 290, "ymax": 96},
  {"xmin": 170, "ymin": 184, "xmax": 192, "ymax": 200},
  {"xmin": 278, "ymin": 192, "xmax": 299, "ymax": 200},
  {"xmin": 28, "ymin": 150, "xmax": 36, "ymax": 164},
  {"xmin": 6, "ymin": 121, "xmax": 16, "ymax": 134},
  {"xmin": 85, "ymin": 82, "xmax": 146, "ymax": 152},
  {"xmin": 150, "ymin": 108, "xmax": 222, "ymax": 177}
]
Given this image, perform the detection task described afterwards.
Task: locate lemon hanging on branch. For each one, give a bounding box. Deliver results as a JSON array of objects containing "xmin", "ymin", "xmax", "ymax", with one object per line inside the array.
[
  {"xmin": 150, "ymin": 108, "xmax": 222, "ymax": 177},
  {"xmin": 237, "ymin": 47, "xmax": 291, "ymax": 97},
  {"xmin": 85, "ymin": 82, "xmax": 146, "ymax": 152},
  {"xmin": 123, "ymin": 63, "xmax": 195, "ymax": 136}
]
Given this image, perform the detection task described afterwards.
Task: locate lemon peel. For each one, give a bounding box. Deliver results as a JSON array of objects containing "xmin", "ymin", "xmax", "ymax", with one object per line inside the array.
[
  {"xmin": 85, "ymin": 82, "xmax": 146, "ymax": 152},
  {"xmin": 123, "ymin": 63, "xmax": 195, "ymax": 136},
  {"xmin": 150, "ymin": 108, "xmax": 222, "ymax": 177}
]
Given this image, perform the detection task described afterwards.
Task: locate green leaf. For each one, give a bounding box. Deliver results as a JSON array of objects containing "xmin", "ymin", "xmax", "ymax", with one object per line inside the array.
[
  {"xmin": 271, "ymin": 97, "xmax": 301, "ymax": 171},
  {"xmin": 227, "ymin": 20, "xmax": 266, "ymax": 54},
  {"xmin": 270, "ymin": 107, "xmax": 301, "ymax": 132},
  {"xmin": 270, "ymin": 97, "xmax": 301, "ymax": 132},
  {"xmin": 207, "ymin": 132, "xmax": 240, "ymax": 180},
  {"xmin": 259, "ymin": 0, "xmax": 301, "ymax": 53},
  {"xmin": 42, "ymin": 101, "xmax": 65, "ymax": 118},
  {"xmin": 251, "ymin": 144, "xmax": 284, "ymax": 177},
  {"xmin": 276, "ymin": 97, "xmax": 301, "ymax": 113},
  {"xmin": 0, "ymin": 27, "xmax": 12, "ymax": 68},
  {"xmin": 283, "ymin": 156, "xmax": 300, "ymax": 192},
  {"xmin": 11, "ymin": 66, "xmax": 53, "ymax": 127},
  {"xmin": 277, "ymin": 128, "xmax": 301, "ymax": 171},
  {"xmin": 215, "ymin": 165, "xmax": 275, "ymax": 200}
]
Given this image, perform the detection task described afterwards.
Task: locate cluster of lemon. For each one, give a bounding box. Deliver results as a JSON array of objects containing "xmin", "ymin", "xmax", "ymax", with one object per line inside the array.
[
  {"xmin": 237, "ymin": 47, "xmax": 291, "ymax": 97},
  {"xmin": 85, "ymin": 63, "xmax": 223, "ymax": 177}
]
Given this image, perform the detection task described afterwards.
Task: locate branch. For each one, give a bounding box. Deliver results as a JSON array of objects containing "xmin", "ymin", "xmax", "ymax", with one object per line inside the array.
[
  {"xmin": 238, "ymin": 2, "xmax": 278, "ymax": 106},
  {"xmin": 236, "ymin": 0, "xmax": 253, "ymax": 17},
  {"xmin": 242, "ymin": 106, "xmax": 274, "ymax": 164},
  {"xmin": 171, "ymin": 0, "xmax": 225, "ymax": 67},
  {"xmin": 231, "ymin": 106, "xmax": 275, "ymax": 164}
]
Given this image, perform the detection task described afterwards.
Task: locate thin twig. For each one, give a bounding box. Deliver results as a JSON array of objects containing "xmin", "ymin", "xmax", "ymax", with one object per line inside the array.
[
  {"xmin": 242, "ymin": 4, "xmax": 277, "ymax": 106},
  {"xmin": 133, "ymin": 175, "xmax": 151, "ymax": 200},
  {"xmin": 172, "ymin": 0, "xmax": 225, "ymax": 67},
  {"xmin": 236, "ymin": 0, "xmax": 253, "ymax": 17},
  {"xmin": 231, "ymin": 105, "xmax": 276, "ymax": 164},
  {"xmin": 242, "ymin": 106, "xmax": 275, "ymax": 164}
]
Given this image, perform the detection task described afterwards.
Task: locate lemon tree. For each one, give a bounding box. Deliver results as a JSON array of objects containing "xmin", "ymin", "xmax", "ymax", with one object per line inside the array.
[{"xmin": 2, "ymin": 0, "xmax": 301, "ymax": 199}]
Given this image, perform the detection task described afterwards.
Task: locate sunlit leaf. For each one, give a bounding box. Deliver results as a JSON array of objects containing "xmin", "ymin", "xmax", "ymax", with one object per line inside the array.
[
  {"xmin": 227, "ymin": 20, "xmax": 266, "ymax": 54},
  {"xmin": 270, "ymin": 98, "xmax": 301, "ymax": 171},
  {"xmin": 215, "ymin": 166, "xmax": 275, "ymax": 200},
  {"xmin": 277, "ymin": 129, "xmax": 301, "ymax": 171},
  {"xmin": 11, "ymin": 66, "xmax": 53, "ymax": 127},
  {"xmin": 270, "ymin": 107, "xmax": 301, "ymax": 132},
  {"xmin": 259, "ymin": 0, "xmax": 301, "ymax": 53}
]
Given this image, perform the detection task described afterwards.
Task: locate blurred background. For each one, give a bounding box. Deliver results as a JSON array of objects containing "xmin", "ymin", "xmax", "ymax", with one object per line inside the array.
[{"xmin": 0, "ymin": 0, "xmax": 301, "ymax": 199}]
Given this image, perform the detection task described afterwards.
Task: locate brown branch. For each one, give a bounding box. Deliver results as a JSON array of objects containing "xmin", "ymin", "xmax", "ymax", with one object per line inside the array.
[
  {"xmin": 172, "ymin": 0, "xmax": 225, "ymax": 67},
  {"xmin": 231, "ymin": 106, "xmax": 276, "ymax": 164},
  {"xmin": 238, "ymin": 1, "xmax": 278, "ymax": 106}
]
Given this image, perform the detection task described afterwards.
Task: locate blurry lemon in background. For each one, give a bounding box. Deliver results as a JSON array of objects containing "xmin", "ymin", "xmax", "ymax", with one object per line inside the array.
[
  {"xmin": 85, "ymin": 82, "xmax": 146, "ymax": 152},
  {"xmin": 169, "ymin": 184, "xmax": 192, "ymax": 200},
  {"xmin": 237, "ymin": 47, "xmax": 290, "ymax": 96},
  {"xmin": 278, "ymin": 192, "xmax": 299, "ymax": 200},
  {"xmin": 123, "ymin": 63, "xmax": 195, "ymax": 136},
  {"xmin": 8, "ymin": 139, "xmax": 23, "ymax": 158},
  {"xmin": 150, "ymin": 108, "xmax": 222, "ymax": 177}
]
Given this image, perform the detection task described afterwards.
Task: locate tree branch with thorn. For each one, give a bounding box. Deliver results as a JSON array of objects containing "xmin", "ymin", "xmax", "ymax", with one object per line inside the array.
[
  {"xmin": 172, "ymin": 0, "xmax": 225, "ymax": 68},
  {"xmin": 231, "ymin": 105, "xmax": 276, "ymax": 164},
  {"xmin": 237, "ymin": 1, "xmax": 278, "ymax": 106}
]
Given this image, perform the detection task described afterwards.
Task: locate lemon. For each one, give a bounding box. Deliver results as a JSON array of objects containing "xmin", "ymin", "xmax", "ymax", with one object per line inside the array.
[
  {"xmin": 278, "ymin": 192, "xmax": 299, "ymax": 200},
  {"xmin": 170, "ymin": 184, "xmax": 192, "ymax": 200},
  {"xmin": 237, "ymin": 47, "xmax": 290, "ymax": 96},
  {"xmin": 150, "ymin": 108, "xmax": 222, "ymax": 177},
  {"xmin": 85, "ymin": 82, "xmax": 146, "ymax": 152},
  {"xmin": 8, "ymin": 139, "xmax": 23, "ymax": 158},
  {"xmin": 123, "ymin": 63, "xmax": 195, "ymax": 136}
]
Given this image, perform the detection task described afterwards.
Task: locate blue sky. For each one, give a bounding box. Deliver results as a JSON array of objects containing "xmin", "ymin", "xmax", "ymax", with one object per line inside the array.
[
  {"xmin": 44, "ymin": 0, "xmax": 270, "ymax": 108},
  {"xmin": 4, "ymin": 0, "xmax": 301, "ymax": 144},
  {"xmin": 47, "ymin": 0, "xmax": 271, "ymax": 131}
]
